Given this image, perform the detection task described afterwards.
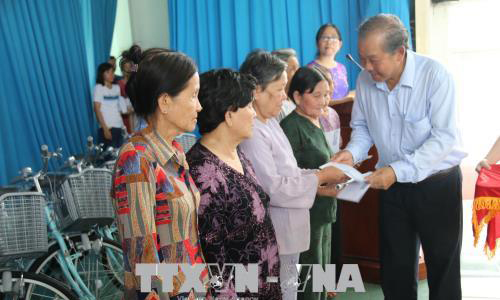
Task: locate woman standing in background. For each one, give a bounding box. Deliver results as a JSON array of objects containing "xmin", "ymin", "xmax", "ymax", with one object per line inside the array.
[
  {"xmin": 308, "ymin": 24, "xmax": 351, "ymax": 103},
  {"xmin": 93, "ymin": 62, "xmax": 130, "ymax": 149},
  {"xmin": 312, "ymin": 64, "xmax": 342, "ymax": 154},
  {"xmin": 273, "ymin": 48, "xmax": 300, "ymax": 122},
  {"xmin": 117, "ymin": 47, "xmax": 137, "ymax": 134}
]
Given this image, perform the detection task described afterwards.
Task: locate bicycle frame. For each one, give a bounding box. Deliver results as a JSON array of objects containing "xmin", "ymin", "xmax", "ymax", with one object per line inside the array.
[
  {"xmin": 15, "ymin": 144, "xmax": 123, "ymax": 300},
  {"xmin": 31, "ymin": 171, "xmax": 97, "ymax": 300}
]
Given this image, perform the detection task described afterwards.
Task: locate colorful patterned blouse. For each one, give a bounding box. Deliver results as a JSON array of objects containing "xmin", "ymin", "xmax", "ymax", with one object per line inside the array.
[{"xmin": 111, "ymin": 127, "xmax": 208, "ymax": 299}]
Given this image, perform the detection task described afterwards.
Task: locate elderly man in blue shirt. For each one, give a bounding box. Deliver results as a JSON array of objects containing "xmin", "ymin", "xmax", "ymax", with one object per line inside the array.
[{"xmin": 334, "ymin": 14, "xmax": 466, "ymax": 300}]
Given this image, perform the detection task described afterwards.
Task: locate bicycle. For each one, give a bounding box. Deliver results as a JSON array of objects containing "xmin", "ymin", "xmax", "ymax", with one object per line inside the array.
[
  {"xmin": 54, "ymin": 137, "xmax": 120, "ymax": 242},
  {"xmin": 0, "ymin": 188, "xmax": 78, "ymax": 299},
  {"xmin": 0, "ymin": 270, "xmax": 77, "ymax": 299},
  {"xmin": 28, "ymin": 166, "xmax": 124, "ymax": 299},
  {"xmin": 9, "ymin": 145, "xmax": 123, "ymax": 300}
]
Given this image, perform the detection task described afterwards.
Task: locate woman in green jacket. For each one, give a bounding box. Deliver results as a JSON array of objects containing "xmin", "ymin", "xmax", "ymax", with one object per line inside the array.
[{"xmin": 280, "ymin": 67, "xmax": 338, "ymax": 300}]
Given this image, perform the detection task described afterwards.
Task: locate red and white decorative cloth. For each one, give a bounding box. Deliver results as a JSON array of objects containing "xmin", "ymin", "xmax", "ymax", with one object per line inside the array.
[{"xmin": 473, "ymin": 165, "xmax": 500, "ymax": 258}]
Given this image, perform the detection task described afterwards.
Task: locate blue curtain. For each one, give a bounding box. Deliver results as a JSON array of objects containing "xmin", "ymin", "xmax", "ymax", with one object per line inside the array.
[
  {"xmin": 81, "ymin": 0, "xmax": 118, "ymax": 89},
  {"xmin": 0, "ymin": 0, "xmax": 117, "ymax": 185},
  {"xmin": 80, "ymin": 0, "xmax": 117, "ymax": 136},
  {"xmin": 168, "ymin": 0, "xmax": 412, "ymax": 89}
]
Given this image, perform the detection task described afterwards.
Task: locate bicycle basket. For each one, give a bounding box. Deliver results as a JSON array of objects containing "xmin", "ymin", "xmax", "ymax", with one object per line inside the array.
[
  {"xmin": 52, "ymin": 168, "xmax": 115, "ymax": 231},
  {"xmin": 103, "ymin": 160, "xmax": 116, "ymax": 171},
  {"xmin": 0, "ymin": 192, "xmax": 48, "ymax": 261}
]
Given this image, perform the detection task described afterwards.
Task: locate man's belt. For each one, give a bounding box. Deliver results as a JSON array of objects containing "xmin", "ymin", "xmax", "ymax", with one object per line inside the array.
[{"xmin": 396, "ymin": 165, "xmax": 460, "ymax": 186}]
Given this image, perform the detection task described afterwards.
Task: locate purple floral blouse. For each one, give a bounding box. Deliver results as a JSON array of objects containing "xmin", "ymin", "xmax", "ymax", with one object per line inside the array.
[
  {"xmin": 308, "ymin": 60, "xmax": 349, "ymax": 100},
  {"xmin": 187, "ymin": 142, "xmax": 282, "ymax": 300}
]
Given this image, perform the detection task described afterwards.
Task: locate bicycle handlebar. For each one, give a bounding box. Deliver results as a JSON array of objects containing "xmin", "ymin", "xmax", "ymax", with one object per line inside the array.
[
  {"xmin": 41, "ymin": 144, "xmax": 50, "ymax": 175},
  {"xmin": 87, "ymin": 136, "xmax": 94, "ymax": 149},
  {"xmin": 41, "ymin": 144, "xmax": 49, "ymax": 157}
]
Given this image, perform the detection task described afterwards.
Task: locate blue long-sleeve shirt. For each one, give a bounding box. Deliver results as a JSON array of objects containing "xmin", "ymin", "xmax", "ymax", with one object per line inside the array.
[{"xmin": 346, "ymin": 50, "xmax": 467, "ymax": 183}]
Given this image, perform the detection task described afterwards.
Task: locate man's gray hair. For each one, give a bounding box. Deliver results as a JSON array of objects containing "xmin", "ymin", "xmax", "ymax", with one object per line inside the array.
[
  {"xmin": 272, "ymin": 48, "xmax": 297, "ymax": 63},
  {"xmin": 358, "ymin": 14, "xmax": 409, "ymax": 53}
]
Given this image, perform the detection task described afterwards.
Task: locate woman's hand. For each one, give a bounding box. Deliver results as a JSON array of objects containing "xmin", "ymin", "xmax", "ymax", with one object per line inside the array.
[
  {"xmin": 476, "ymin": 137, "xmax": 500, "ymax": 172},
  {"xmin": 476, "ymin": 159, "xmax": 491, "ymax": 173},
  {"xmin": 327, "ymin": 291, "xmax": 337, "ymax": 298},
  {"xmin": 104, "ymin": 128, "xmax": 112, "ymax": 140},
  {"xmin": 317, "ymin": 184, "xmax": 340, "ymax": 197},
  {"xmin": 317, "ymin": 166, "xmax": 347, "ymax": 185}
]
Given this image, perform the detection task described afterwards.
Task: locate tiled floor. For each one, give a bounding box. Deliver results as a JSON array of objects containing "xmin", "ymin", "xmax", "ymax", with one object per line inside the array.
[{"xmin": 333, "ymin": 201, "xmax": 500, "ymax": 299}]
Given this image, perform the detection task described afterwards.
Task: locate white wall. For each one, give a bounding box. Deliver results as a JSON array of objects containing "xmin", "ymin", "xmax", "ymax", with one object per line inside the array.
[
  {"xmin": 110, "ymin": 0, "xmax": 170, "ymax": 75},
  {"xmin": 110, "ymin": 0, "xmax": 133, "ymax": 75},
  {"xmin": 128, "ymin": 0, "xmax": 169, "ymax": 49},
  {"xmin": 416, "ymin": 0, "xmax": 500, "ymax": 198},
  {"xmin": 445, "ymin": 0, "xmax": 500, "ymax": 166}
]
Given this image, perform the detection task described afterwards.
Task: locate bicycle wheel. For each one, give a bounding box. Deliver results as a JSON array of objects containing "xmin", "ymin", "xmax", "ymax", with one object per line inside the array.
[
  {"xmin": 28, "ymin": 235, "xmax": 123, "ymax": 300},
  {"xmin": 0, "ymin": 271, "xmax": 77, "ymax": 300}
]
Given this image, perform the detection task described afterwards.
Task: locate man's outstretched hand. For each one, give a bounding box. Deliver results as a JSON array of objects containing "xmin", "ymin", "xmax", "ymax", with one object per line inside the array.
[
  {"xmin": 331, "ymin": 150, "xmax": 354, "ymax": 166},
  {"xmin": 365, "ymin": 166, "xmax": 396, "ymax": 190}
]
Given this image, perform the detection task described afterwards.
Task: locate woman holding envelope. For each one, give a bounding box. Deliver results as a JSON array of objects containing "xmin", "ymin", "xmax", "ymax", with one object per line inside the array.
[{"xmin": 280, "ymin": 66, "xmax": 338, "ymax": 300}]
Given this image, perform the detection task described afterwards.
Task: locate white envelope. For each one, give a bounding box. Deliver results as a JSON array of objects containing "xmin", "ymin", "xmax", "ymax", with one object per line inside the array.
[{"xmin": 320, "ymin": 162, "xmax": 372, "ymax": 203}]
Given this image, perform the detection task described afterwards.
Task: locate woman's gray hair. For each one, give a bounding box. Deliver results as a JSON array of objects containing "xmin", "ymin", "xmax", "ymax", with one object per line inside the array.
[
  {"xmin": 240, "ymin": 49, "xmax": 286, "ymax": 90},
  {"xmin": 272, "ymin": 48, "xmax": 297, "ymax": 63},
  {"xmin": 358, "ymin": 14, "xmax": 409, "ymax": 53}
]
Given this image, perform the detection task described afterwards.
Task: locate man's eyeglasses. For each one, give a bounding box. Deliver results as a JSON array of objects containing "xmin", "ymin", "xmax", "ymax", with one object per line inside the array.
[{"xmin": 320, "ymin": 36, "xmax": 339, "ymax": 42}]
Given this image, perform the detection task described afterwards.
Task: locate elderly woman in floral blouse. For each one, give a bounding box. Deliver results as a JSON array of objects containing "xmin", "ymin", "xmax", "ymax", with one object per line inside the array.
[
  {"xmin": 187, "ymin": 69, "xmax": 281, "ymax": 299},
  {"xmin": 111, "ymin": 45, "xmax": 209, "ymax": 300}
]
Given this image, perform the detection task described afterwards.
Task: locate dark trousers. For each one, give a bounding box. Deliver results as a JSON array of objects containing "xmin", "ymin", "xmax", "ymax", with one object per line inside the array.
[
  {"xmin": 379, "ymin": 166, "xmax": 462, "ymax": 300},
  {"xmin": 98, "ymin": 127, "xmax": 124, "ymax": 149}
]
